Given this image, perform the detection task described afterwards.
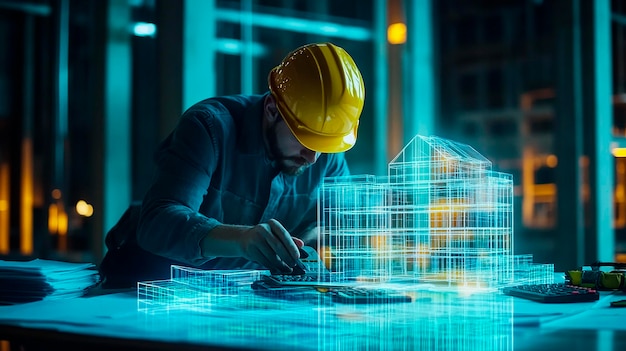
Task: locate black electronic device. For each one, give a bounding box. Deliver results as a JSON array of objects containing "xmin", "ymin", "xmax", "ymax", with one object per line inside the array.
[
  {"xmin": 502, "ymin": 283, "xmax": 599, "ymax": 303},
  {"xmin": 263, "ymin": 246, "xmax": 346, "ymax": 287},
  {"xmin": 330, "ymin": 288, "xmax": 412, "ymax": 304},
  {"xmin": 250, "ymin": 280, "xmax": 315, "ymax": 300},
  {"xmin": 261, "ymin": 272, "xmax": 341, "ymax": 287},
  {"xmin": 291, "ymin": 258, "xmax": 307, "ymax": 275}
]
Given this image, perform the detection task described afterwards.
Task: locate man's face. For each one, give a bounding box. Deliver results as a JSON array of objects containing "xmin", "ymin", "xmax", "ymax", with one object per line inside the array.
[{"xmin": 266, "ymin": 115, "xmax": 320, "ymax": 176}]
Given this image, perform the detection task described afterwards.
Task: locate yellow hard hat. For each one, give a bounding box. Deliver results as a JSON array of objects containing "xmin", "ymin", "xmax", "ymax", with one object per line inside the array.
[{"xmin": 268, "ymin": 42, "xmax": 365, "ymax": 153}]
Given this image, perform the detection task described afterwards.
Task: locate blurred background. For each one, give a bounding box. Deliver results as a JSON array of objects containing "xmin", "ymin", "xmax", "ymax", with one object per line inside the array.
[{"xmin": 0, "ymin": 0, "xmax": 624, "ymax": 272}]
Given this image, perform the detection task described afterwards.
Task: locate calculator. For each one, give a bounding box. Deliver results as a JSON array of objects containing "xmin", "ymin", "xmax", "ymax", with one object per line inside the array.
[
  {"xmin": 262, "ymin": 246, "xmax": 347, "ymax": 287},
  {"xmin": 330, "ymin": 287, "xmax": 413, "ymax": 304},
  {"xmin": 250, "ymin": 280, "xmax": 317, "ymax": 301},
  {"xmin": 261, "ymin": 273, "xmax": 345, "ymax": 287},
  {"xmin": 502, "ymin": 283, "xmax": 600, "ymax": 303}
]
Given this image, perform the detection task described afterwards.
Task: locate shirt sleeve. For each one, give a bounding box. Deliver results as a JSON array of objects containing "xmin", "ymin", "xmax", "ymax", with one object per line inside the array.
[{"xmin": 136, "ymin": 108, "xmax": 223, "ymax": 265}]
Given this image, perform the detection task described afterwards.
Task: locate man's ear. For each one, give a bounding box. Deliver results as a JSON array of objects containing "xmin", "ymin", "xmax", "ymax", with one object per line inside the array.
[{"xmin": 264, "ymin": 94, "xmax": 279, "ymax": 123}]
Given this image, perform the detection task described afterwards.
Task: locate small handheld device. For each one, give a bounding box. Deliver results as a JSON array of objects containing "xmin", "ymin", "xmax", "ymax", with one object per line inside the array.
[
  {"xmin": 330, "ymin": 288, "xmax": 412, "ymax": 304},
  {"xmin": 263, "ymin": 246, "xmax": 345, "ymax": 287},
  {"xmin": 502, "ymin": 283, "xmax": 599, "ymax": 303}
]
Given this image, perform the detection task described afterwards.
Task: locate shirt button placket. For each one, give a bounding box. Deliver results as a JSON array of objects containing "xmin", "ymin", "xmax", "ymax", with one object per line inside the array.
[{"xmin": 260, "ymin": 174, "xmax": 284, "ymax": 222}]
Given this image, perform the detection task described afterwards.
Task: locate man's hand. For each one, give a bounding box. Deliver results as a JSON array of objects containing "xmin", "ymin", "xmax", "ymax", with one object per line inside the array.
[
  {"xmin": 201, "ymin": 219, "xmax": 303, "ymax": 273},
  {"xmin": 240, "ymin": 219, "xmax": 301, "ymax": 273}
]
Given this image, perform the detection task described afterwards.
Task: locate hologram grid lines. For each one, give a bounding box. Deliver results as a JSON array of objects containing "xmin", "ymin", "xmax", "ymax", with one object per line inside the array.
[
  {"xmin": 319, "ymin": 135, "xmax": 553, "ymax": 288},
  {"xmin": 137, "ymin": 134, "xmax": 550, "ymax": 326},
  {"xmin": 134, "ymin": 135, "xmax": 530, "ymax": 350}
]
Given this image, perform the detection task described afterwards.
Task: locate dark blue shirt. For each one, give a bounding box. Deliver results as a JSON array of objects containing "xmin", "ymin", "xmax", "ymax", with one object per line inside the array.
[{"xmin": 136, "ymin": 94, "xmax": 350, "ymax": 269}]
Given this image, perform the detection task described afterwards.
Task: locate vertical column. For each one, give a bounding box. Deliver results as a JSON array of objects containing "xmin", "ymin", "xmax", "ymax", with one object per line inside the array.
[
  {"xmin": 51, "ymin": 0, "xmax": 69, "ymax": 253},
  {"xmin": 374, "ymin": 0, "xmax": 388, "ymax": 175},
  {"xmin": 404, "ymin": 0, "xmax": 436, "ymax": 140},
  {"xmin": 20, "ymin": 13, "xmax": 36, "ymax": 255},
  {"xmin": 554, "ymin": 0, "xmax": 585, "ymax": 270},
  {"xmin": 0, "ymin": 162, "xmax": 8, "ymax": 254},
  {"xmin": 54, "ymin": 0, "xmax": 68, "ymax": 190},
  {"xmin": 93, "ymin": 0, "xmax": 132, "ymax": 259},
  {"xmin": 182, "ymin": 0, "xmax": 216, "ymax": 111},
  {"xmin": 582, "ymin": 0, "xmax": 614, "ymax": 262},
  {"xmin": 387, "ymin": 0, "xmax": 404, "ymax": 161},
  {"xmin": 240, "ymin": 0, "xmax": 253, "ymax": 95},
  {"xmin": 155, "ymin": 0, "xmax": 182, "ymax": 141},
  {"xmin": 156, "ymin": 0, "xmax": 216, "ymax": 140}
]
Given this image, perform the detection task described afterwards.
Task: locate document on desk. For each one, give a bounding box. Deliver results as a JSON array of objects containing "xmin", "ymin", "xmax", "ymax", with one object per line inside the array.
[
  {"xmin": 0, "ymin": 259, "xmax": 100, "ymax": 305},
  {"xmin": 539, "ymin": 293, "xmax": 626, "ymax": 331}
]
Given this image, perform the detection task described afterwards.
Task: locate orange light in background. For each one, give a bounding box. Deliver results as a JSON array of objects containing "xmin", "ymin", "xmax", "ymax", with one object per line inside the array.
[
  {"xmin": 0, "ymin": 162, "xmax": 9, "ymax": 254},
  {"xmin": 20, "ymin": 138, "xmax": 33, "ymax": 255},
  {"xmin": 51, "ymin": 188, "xmax": 62, "ymax": 200},
  {"xmin": 522, "ymin": 148, "xmax": 558, "ymax": 228},
  {"xmin": 48, "ymin": 203, "xmax": 58, "ymax": 234},
  {"xmin": 387, "ymin": 22, "xmax": 406, "ymax": 44},
  {"xmin": 57, "ymin": 208, "xmax": 68, "ymax": 236},
  {"xmin": 522, "ymin": 147, "xmax": 535, "ymax": 225},
  {"xmin": 615, "ymin": 157, "xmax": 626, "ymax": 228},
  {"xmin": 546, "ymin": 154, "xmax": 558, "ymax": 168},
  {"xmin": 57, "ymin": 205, "xmax": 68, "ymax": 252},
  {"xmin": 533, "ymin": 184, "xmax": 556, "ymax": 197},
  {"xmin": 76, "ymin": 199, "xmax": 94, "ymax": 217},
  {"xmin": 49, "ymin": 202, "xmax": 68, "ymax": 252},
  {"xmin": 613, "ymin": 148, "xmax": 626, "ymax": 158}
]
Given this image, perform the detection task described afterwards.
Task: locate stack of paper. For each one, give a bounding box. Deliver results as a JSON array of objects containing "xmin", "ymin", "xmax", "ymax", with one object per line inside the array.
[{"xmin": 0, "ymin": 259, "xmax": 100, "ymax": 305}]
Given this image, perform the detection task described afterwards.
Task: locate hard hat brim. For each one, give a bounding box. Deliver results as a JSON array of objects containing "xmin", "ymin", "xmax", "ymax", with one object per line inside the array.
[{"xmin": 277, "ymin": 101, "xmax": 359, "ymax": 153}]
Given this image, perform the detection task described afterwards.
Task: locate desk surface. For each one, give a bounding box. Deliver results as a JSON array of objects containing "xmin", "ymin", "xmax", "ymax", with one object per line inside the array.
[{"xmin": 1, "ymin": 285, "xmax": 626, "ymax": 351}]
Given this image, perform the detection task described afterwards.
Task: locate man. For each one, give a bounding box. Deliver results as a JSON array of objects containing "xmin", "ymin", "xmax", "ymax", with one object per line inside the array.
[{"xmin": 99, "ymin": 42, "xmax": 365, "ymax": 287}]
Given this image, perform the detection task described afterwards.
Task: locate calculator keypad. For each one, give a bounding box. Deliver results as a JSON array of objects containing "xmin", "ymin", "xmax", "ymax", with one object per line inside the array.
[{"xmin": 502, "ymin": 283, "xmax": 599, "ymax": 303}]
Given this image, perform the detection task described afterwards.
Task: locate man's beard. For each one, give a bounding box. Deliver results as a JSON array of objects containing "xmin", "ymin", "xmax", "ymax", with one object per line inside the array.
[{"xmin": 266, "ymin": 121, "xmax": 311, "ymax": 176}]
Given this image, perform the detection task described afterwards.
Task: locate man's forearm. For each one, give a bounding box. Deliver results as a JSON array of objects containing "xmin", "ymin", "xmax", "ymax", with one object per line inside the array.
[
  {"xmin": 201, "ymin": 220, "xmax": 302, "ymax": 272},
  {"xmin": 200, "ymin": 224, "xmax": 249, "ymax": 258}
]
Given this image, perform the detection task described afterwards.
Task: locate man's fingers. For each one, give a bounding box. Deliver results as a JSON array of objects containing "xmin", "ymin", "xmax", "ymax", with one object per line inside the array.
[
  {"xmin": 250, "ymin": 245, "xmax": 291, "ymax": 273},
  {"xmin": 251, "ymin": 223, "xmax": 295, "ymax": 269},
  {"xmin": 292, "ymin": 237, "xmax": 304, "ymax": 248},
  {"xmin": 267, "ymin": 219, "xmax": 300, "ymax": 264}
]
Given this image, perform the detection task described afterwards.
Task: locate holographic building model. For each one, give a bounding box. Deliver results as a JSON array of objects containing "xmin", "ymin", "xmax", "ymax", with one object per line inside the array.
[
  {"xmin": 318, "ymin": 135, "xmax": 553, "ymax": 287},
  {"xmin": 137, "ymin": 135, "xmax": 552, "ymax": 351}
]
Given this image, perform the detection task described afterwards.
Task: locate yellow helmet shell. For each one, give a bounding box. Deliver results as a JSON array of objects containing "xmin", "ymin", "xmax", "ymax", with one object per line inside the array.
[{"xmin": 268, "ymin": 43, "xmax": 365, "ymax": 153}]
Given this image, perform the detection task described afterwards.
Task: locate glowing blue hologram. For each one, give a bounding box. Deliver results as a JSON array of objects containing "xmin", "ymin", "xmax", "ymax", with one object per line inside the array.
[
  {"xmin": 138, "ymin": 288, "xmax": 514, "ymax": 351},
  {"xmin": 170, "ymin": 266, "xmax": 266, "ymax": 294},
  {"xmin": 138, "ymin": 268, "xmax": 268, "ymax": 313},
  {"xmin": 323, "ymin": 291, "xmax": 514, "ymax": 351},
  {"xmin": 137, "ymin": 280, "xmax": 213, "ymax": 314},
  {"xmin": 319, "ymin": 135, "xmax": 552, "ymax": 288},
  {"xmin": 135, "ymin": 135, "xmax": 548, "ymax": 351}
]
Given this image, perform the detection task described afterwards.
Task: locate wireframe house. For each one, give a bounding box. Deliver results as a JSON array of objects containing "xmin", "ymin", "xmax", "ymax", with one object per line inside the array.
[
  {"xmin": 136, "ymin": 135, "xmax": 552, "ymax": 314},
  {"xmin": 319, "ymin": 135, "xmax": 552, "ymax": 288}
]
